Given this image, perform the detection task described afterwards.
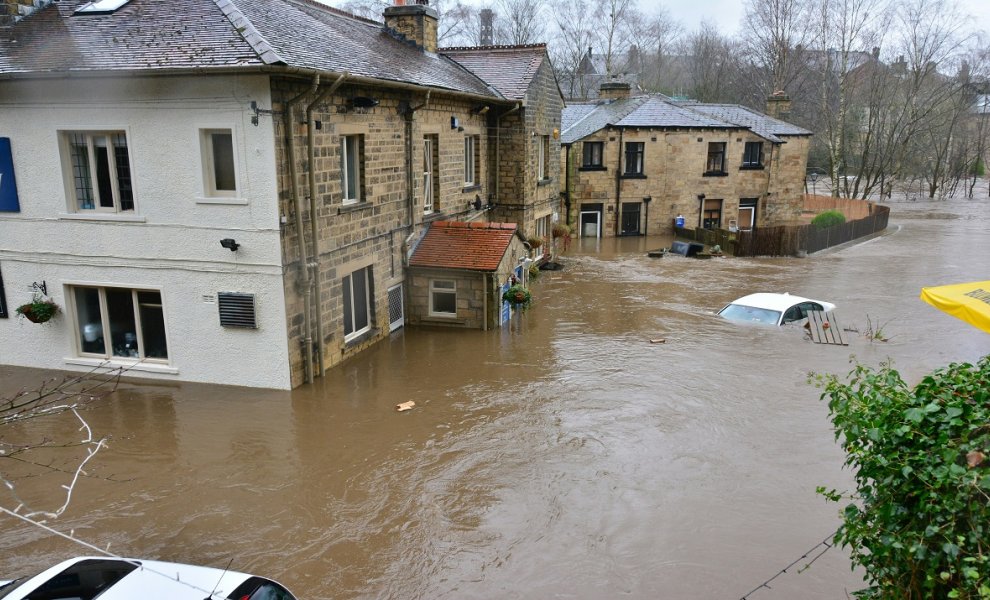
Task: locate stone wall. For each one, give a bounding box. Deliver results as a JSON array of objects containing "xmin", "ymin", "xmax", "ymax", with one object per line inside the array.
[
  {"xmin": 564, "ymin": 126, "xmax": 810, "ymax": 237},
  {"xmin": 272, "ymin": 77, "xmax": 502, "ymax": 387},
  {"xmin": 491, "ymin": 58, "xmax": 563, "ymax": 237}
]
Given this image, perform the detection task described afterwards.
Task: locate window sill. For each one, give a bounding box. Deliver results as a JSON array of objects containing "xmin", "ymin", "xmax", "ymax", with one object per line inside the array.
[
  {"xmin": 702, "ymin": 172, "xmax": 729, "ymax": 177},
  {"xmin": 59, "ymin": 212, "xmax": 147, "ymax": 223},
  {"xmin": 461, "ymin": 184, "xmax": 481, "ymax": 193},
  {"xmin": 739, "ymin": 165, "xmax": 765, "ymax": 171},
  {"xmin": 537, "ymin": 178, "xmax": 554, "ymax": 186},
  {"xmin": 64, "ymin": 357, "xmax": 178, "ymax": 375},
  {"xmin": 343, "ymin": 327, "xmax": 378, "ymax": 348},
  {"xmin": 338, "ymin": 201, "xmax": 372, "ymax": 215},
  {"xmin": 620, "ymin": 173, "xmax": 647, "ymax": 179},
  {"xmin": 578, "ymin": 165, "xmax": 606, "ymax": 172},
  {"xmin": 196, "ymin": 196, "xmax": 249, "ymax": 205}
]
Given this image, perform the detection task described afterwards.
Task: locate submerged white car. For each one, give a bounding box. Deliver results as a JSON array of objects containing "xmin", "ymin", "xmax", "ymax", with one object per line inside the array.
[
  {"xmin": 717, "ymin": 292, "xmax": 836, "ymax": 326},
  {"xmin": 0, "ymin": 556, "xmax": 297, "ymax": 600}
]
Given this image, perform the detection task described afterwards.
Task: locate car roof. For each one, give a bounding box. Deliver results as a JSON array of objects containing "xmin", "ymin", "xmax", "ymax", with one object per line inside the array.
[
  {"xmin": 9, "ymin": 556, "xmax": 257, "ymax": 600},
  {"xmin": 727, "ymin": 293, "xmax": 825, "ymax": 312}
]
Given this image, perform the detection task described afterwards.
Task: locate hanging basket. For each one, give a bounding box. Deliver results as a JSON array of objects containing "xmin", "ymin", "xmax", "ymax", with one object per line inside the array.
[
  {"xmin": 15, "ymin": 294, "xmax": 60, "ymax": 324},
  {"xmin": 502, "ymin": 284, "xmax": 532, "ymax": 309}
]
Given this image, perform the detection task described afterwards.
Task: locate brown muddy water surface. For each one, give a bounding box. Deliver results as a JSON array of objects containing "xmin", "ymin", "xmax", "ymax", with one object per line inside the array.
[{"xmin": 2, "ymin": 199, "xmax": 989, "ymax": 599}]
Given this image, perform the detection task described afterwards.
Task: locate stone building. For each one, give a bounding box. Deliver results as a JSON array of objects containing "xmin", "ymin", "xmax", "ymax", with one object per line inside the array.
[
  {"xmin": 560, "ymin": 84, "xmax": 811, "ymax": 237},
  {"xmin": 407, "ymin": 221, "xmax": 529, "ymax": 329},
  {"xmin": 0, "ymin": 0, "xmax": 562, "ymax": 389}
]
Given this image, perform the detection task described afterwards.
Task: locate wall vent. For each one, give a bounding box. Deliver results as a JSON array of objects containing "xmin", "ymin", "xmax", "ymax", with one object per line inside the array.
[{"xmin": 218, "ymin": 292, "xmax": 257, "ymax": 328}]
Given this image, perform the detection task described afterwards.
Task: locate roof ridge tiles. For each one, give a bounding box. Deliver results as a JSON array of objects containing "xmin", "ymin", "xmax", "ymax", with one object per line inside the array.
[
  {"xmin": 440, "ymin": 43, "xmax": 547, "ymax": 52},
  {"xmin": 215, "ymin": 0, "xmax": 285, "ymax": 65}
]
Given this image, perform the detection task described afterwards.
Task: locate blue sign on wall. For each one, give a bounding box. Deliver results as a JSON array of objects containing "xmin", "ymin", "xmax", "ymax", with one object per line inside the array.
[{"xmin": 0, "ymin": 137, "xmax": 21, "ymax": 212}]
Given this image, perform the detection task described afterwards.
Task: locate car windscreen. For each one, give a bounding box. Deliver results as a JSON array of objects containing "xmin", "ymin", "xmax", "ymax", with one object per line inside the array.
[{"xmin": 718, "ymin": 303, "xmax": 781, "ymax": 325}]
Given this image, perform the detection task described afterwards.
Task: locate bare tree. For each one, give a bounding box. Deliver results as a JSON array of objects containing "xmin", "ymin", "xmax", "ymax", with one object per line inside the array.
[
  {"xmin": 547, "ymin": 0, "xmax": 596, "ymax": 98},
  {"xmin": 1, "ymin": 367, "xmax": 122, "ymax": 520},
  {"xmin": 494, "ymin": 0, "xmax": 546, "ymax": 45},
  {"xmin": 339, "ymin": 0, "xmax": 477, "ymax": 46},
  {"xmin": 683, "ymin": 22, "xmax": 742, "ymax": 103},
  {"xmin": 626, "ymin": 7, "xmax": 682, "ymax": 93},
  {"xmin": 742, "ymin": 0, "xmax": 814, "ymax": 99}
]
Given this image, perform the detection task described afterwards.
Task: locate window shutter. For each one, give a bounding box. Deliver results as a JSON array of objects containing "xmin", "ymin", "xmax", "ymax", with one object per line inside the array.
[{"xmin": 218, "ymin": 292, "xmax": 257, "ymax": 328}]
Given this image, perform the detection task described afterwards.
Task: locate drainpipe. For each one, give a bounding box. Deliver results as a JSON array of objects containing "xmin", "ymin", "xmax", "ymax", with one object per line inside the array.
[
  {"xmin": 306, "ymin": 73, "xmax": 347, "ymax": 378},
  {"xmin": 404, "ymin": 90, "xmax": 431, "ymax": 233},
  {"xmin": 563, "ymin": 143, "xmax": 571, "ymax": 225},
  {"xmin": 614, "ymin": 127, "xmax": 623, "ymax": 236},
  {"xmin": 287, "ymin": 76, "xmax": 320, "ymax": 384},
  {"xmin": 762, "ymin": 143, "xmax": 776, "ymax": 227},
  {"xmin": 481, "ymin": 271, "xmax": 488, "ymax": 331},
  {"xmin": 496, "ymin": 103, "xmax": 522, "ymax": 214}
]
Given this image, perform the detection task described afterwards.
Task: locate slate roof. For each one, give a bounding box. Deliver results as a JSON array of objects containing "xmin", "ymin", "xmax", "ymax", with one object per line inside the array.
[
  {"xmin": 440, "ymin": 44, "xmax": 546, "ymax": 101},
  {"xmin": 680, "ymin": 103, "xmax": 812, "ymax": 142},
  {"xmin": 409, "ymin": 221, "xmax": 518, "ymax": 272},
  {"xmin": 561, "ymin": 95, "xmax": 811, "ymax": 144},
  {"xmin": 0, "ymin": 0, "xmax": 499, "ymax": 97}
]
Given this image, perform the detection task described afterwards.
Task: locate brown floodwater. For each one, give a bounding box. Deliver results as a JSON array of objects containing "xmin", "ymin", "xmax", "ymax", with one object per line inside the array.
[{"xmin": 2, "ymin": 198, "xmax": 989, "ymax": 599}]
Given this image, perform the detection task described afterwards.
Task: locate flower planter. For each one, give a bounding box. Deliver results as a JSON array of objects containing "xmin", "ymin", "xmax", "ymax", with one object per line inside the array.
[{"xmin": 15, "ymin": 294, "xmax": 60, "ymax": 324}]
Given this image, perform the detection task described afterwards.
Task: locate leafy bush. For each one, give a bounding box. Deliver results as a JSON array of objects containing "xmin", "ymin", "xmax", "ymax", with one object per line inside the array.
[
  {"xmin": 814, "ymin": 356, "xmax": 990, "ymax": 599},
  {"xmin": 811, "ymin": 210, "xmax": 846, "ymax": 229}
]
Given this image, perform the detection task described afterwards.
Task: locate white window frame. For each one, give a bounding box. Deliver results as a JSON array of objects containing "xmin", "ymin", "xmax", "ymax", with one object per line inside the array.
[
  {"xmin": 343, "ymin": 266, "xmax": 373, "ymax": 342},
  {"xmin": 61, "ymin": 130, "xmax": 134, "ymax": 213},
  {"xmin": 341, "ymin": 134, "xmax": 362, "ymax": 205},
  {"xmin": 200, "ymin": 128, "xmax": 238, "ymax": 197},
  {"xmin": 538, "ymin": 135, "xmax": 550, "ymax": 180},
  {"xmin": 68, "ymin": 284, "xmax": 169, "ymax": 364},
  {"xmin": 464, "ymin": 135, "xmax": 476, "ymax": 186},
  {"xmin": 429, "ymin": 279, "xmax": 457, "ymax": 317},
  {"xmin": 423, "ymin": 136, "xmax": 435, "ymax": 213}
]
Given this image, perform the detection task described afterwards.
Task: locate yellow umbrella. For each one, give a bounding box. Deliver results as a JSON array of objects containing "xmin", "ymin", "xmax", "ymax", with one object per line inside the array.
[{"xmin": 920, "ymin": 280, "xmax": 990, "ymax": 334}]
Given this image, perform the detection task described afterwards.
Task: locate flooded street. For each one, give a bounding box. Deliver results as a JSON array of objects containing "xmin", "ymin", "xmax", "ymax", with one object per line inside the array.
[{"xmin": 2, "ymin": 198, "xmax": 989, "ymax": 599}]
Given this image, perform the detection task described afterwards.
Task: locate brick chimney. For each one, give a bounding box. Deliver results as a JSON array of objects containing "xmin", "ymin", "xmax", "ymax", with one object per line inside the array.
[
  {"xmin": 599, "ymin": 81, "xmax": 631, "ymax": 101},
  {"xmin": 765, "ymin": 90, "xmax": 791, "ymax": 120},
  {"xmin": 1, "ymin": 0, "xmax": 52, "ymax": 25},
  {"xmin": 384, "ymin": 0, "xmax": 439, "ymax": 53}
]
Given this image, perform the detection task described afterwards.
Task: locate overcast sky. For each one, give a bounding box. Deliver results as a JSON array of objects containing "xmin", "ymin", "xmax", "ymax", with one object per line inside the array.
[{"xmin": 653, "ymin": 0, "xmax": 989, "ymax": 37}]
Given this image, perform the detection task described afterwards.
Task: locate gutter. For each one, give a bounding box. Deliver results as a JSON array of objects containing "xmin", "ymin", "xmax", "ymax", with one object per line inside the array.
[
  {"xmin": 286, "ymin": 75, "xmax": 320, "ymax": 385},
  {"xmin": 305, "ymin": 72, "xmax": 348, "ymax": 378}
]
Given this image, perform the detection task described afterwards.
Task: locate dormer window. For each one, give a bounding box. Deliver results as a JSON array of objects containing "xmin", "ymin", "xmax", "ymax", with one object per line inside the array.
[{"xmin": 74, "ymin": 0, "xmax": 132, "ymax": 15}]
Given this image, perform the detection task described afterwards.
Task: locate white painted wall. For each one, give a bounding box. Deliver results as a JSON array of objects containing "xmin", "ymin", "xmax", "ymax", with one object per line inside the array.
[{"xmin": 0, "ymin": 75, "xmax": 292, "ymax": 389}]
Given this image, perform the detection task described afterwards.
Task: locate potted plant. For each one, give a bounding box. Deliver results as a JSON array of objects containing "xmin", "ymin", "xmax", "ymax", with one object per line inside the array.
[
  {"xmin": 502, "ymin": 284, "xmax": 532, "ymax": 309},
  {"xmin": 16, "ymin": 293, "xmax": 60, "ymax": 324}
]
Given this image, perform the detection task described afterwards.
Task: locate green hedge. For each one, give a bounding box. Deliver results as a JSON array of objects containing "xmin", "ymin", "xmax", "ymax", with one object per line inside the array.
[{"xmin": 811, "ymin": 210, "xmax": 846, "ymax": 229}]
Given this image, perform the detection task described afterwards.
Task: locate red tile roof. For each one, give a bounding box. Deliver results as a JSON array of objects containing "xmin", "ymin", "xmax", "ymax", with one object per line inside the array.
[{"xmin": 409, "ymin": 221, "xmax": 518, "ymax": 272}]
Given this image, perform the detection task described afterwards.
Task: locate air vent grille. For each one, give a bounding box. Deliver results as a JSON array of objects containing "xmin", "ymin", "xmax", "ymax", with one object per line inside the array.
[{"xmin": 218, "ymin": 292, "xmax": 257, "ymax": 328}]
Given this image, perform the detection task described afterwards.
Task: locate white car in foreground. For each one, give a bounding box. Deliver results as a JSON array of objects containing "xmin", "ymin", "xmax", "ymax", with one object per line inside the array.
[
  {"xmin": 0, "ymin": 556, "xmax": 297, "ymax": 600},
  {"xmin": 717, "ymin": 292, "xmax": 836, "ymax": 326}
]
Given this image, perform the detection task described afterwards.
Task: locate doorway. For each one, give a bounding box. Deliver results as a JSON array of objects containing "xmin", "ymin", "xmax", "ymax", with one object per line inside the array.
[
  {"xmin": 579, "ymin": 203, "xmax": 603, "ymax": 238},
  {"xmin": 620, "ymin": 202, "xmax": 641, "ymax": 235}
]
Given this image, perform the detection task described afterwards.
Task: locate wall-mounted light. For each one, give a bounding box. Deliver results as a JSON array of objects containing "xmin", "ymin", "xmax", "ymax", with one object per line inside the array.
[{"xmin": 220, "ymin": 238, "xmax": 240, "ymax": 252}]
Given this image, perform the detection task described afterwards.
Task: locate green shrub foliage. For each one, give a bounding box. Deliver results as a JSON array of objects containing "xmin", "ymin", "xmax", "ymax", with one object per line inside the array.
[
  {"xmin": 815, "ymin": 356, "xmax": 990, "ymax": 599},
  {"xmin": 812, "ymin": 210, "xmax": 846, "ymax": 229}
]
